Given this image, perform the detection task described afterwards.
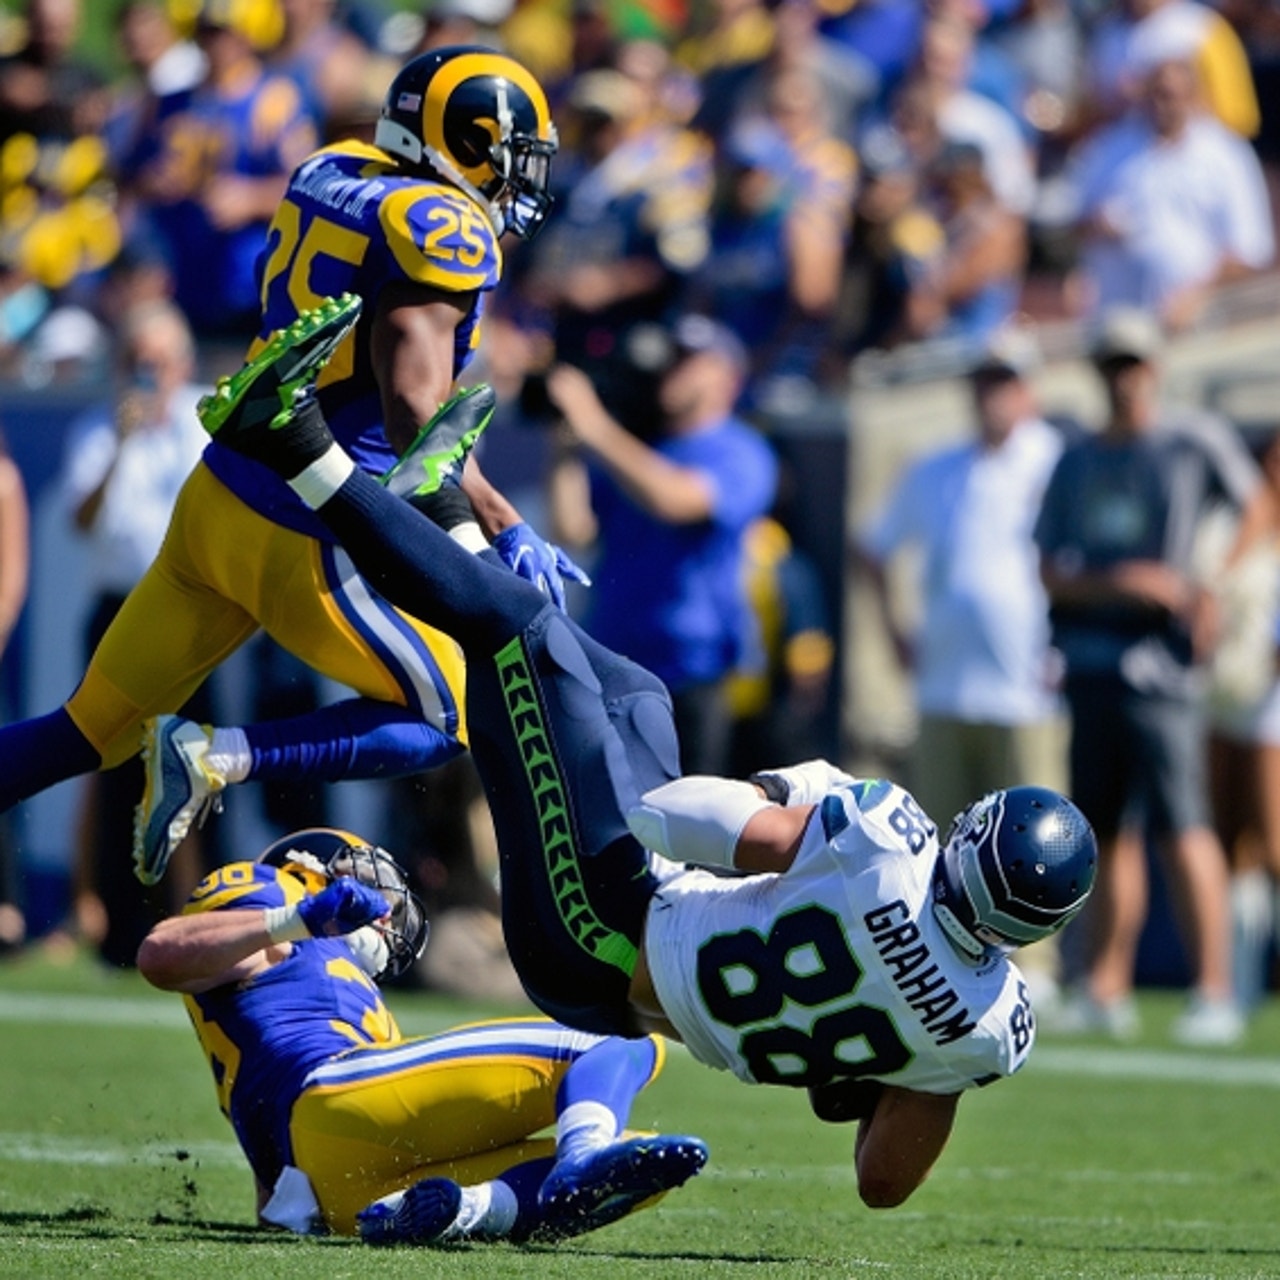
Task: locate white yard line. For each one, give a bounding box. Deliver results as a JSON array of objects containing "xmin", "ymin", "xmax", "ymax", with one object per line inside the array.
[
  {"xmin": 5, "ymin": 990, "xmax": 1280, "ymax": 1089},
  {"xmin": 0, "ymin": 1133, "xmax": 242, "ymax": 1167}
]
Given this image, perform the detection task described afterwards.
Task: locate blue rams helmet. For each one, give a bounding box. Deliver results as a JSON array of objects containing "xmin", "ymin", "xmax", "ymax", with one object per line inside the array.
[
  {"xmin": 375, "ymin": 45, "xmax": 558, "ymax": 240},
  {"xmin": 932, "ymin": 787, "xmax": 1097, "ymax": 960},
  {"xmin": 257, "ymin": 827, "xmax": 428, "ymax": 980}
]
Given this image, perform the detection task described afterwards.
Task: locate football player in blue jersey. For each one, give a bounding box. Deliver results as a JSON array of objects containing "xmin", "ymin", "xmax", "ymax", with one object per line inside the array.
[
  {"xmin": 192, "ymin": 307, "xmax": 1099, "ymax": 1210},
  {"xmin": 0, "ymin": 46, "xmax": 583, "ymax": 885},
  {"xmin": 137, "ymin": 826, "xmax": 707, "ymax": 1244}
]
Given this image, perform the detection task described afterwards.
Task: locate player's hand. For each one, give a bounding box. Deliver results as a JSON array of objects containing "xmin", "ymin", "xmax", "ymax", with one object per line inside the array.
[
  {"xmin": 492, "ymin": 521, "xmax": 591, "ymax": 610},
  {"xmin": 749, "ymin": 759, "xmax": 856, "ymax": 807},
  {"xmin": 297, "ymin": 880, "xmax": 389, "ymax": 937}
]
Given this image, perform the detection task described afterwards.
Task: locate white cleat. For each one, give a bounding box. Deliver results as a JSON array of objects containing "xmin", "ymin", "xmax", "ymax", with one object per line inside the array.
[
  {"xmin": 133, "ymin": 716, "xmax": 225, "ymax": 885},
  {"xmin": 1171, "ymin": 994, "xmax": 1245, "ymax": 1048}
]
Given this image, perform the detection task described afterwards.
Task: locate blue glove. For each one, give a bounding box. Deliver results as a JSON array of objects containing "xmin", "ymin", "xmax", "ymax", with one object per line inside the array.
[
  {"xmin": 492, "ymin": 521, "xmax": 591, "ymax": 610},
  {"xmin": 297, "ymin": 879, "xmax": 389, "ymax": 937}
]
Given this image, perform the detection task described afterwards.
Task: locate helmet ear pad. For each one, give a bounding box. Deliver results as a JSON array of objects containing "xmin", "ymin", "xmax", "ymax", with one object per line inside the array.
[{"xmin": 933, "ymin": 786, "xmax": 1098, "ymax": 956}]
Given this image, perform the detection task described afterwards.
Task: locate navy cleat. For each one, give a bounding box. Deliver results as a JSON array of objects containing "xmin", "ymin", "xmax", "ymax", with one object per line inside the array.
[
  {"xmin": 382, "ymin": 383, "xmax": 496, "ymax": 502},
  {"xmin": 357, "ymin": 1177, "xmax": 464, "ymax": 1246},
  {"xmin": 527, "ymin": 1134, "xmax": 708, "ymax": 1244},
  {"xmin": 197, "ymin": 293, "xmax": 361, "ymax": 472}
]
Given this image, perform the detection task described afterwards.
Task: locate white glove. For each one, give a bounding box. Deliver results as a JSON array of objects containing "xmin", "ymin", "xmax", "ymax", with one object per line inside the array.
[{"xmin": 748, "ymin": 759, "xmax": 856, "ymax": 808}]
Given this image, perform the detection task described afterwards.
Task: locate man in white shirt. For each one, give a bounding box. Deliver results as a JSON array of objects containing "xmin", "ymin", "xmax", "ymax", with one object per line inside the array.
[
  {"xmin": 856, "ymin": 330, "xmax": 1068, "ymax": 830},
  {"xmin": 1067, "ymin": 54, "xmax": 1274, "ymax": 330}
]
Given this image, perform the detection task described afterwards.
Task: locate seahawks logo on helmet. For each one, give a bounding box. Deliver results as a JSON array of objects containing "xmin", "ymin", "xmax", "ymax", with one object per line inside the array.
[
  {"xmin": 375, "ymin": 45, "xmax": 559, "ymax": 240},
  {"xmin": 933, "ymin": 787, "xmax": 1098, "ymax": 960},
  {"xmin": 257, "ymin": 827, "xmax": 429, "ymax": 980}
]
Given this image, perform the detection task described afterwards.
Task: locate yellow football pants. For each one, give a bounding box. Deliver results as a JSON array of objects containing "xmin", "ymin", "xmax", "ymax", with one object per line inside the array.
[{"xmin": 65, "ymin": 462, "xmax": 466, "ymax": 768}]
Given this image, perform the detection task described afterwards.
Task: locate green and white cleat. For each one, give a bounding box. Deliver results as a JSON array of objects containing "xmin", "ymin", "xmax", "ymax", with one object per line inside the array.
[
  {"xmin": 382, "ymin": 383, "xmax": 497, "ymax": 501},
  {"xmin": 133, "ymin": 716, "xmax": 226, "ymax": 886},
  {"xmin": 197, "ymin": 293, "xmax": 362, "ymax": 458}
]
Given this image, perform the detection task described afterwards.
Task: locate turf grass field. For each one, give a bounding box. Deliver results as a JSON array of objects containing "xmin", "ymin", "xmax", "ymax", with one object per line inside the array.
[{"xmin": 0, "ymin": 949, "xmax": 1278, "ymax": 1279}]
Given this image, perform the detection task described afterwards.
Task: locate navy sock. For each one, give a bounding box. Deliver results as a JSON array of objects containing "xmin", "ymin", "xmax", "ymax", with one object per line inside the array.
[{"xmin": 258, "ymin": 394, "xmax": 334, "ymax": 478}]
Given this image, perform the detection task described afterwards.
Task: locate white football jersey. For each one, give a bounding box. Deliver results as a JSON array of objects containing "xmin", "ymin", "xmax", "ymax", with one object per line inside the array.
[{"xmin": 642, "ymin": 778, "xmax": 1035, "ymax": 1092}]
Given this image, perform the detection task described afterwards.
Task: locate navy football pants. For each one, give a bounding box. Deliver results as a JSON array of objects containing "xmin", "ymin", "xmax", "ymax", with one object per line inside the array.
[{"xmin": 316, "ymin": 470, "xmax": 681, "ymax": 1035}]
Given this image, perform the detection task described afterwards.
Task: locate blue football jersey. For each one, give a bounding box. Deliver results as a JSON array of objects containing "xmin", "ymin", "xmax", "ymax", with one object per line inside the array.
[
  {"xmin": 203, "ymin": 139, "xmax": 504, "ymax": 538},
  {"xmin": 181, "ymin": 862, "xmax": 401, "ymax": 1188}
]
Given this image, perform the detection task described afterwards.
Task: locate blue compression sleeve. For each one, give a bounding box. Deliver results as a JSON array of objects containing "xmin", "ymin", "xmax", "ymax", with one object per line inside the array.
[{"xmin": 557, "ymin": 1036, "xmax": 660, "ymax": 1130}]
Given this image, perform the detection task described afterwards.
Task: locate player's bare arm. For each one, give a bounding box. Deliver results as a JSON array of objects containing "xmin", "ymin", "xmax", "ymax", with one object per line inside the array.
[
  {"xmin": 853, "ymin": 1085, "xmax": 961, "ymax": 1208},
  {"xmin": 137, "ymin": 910, "xmax": 284, "ymax": 994},
  {"xmin": 372, "ymin": 279, "xmax": 523, "ymax": 536}
]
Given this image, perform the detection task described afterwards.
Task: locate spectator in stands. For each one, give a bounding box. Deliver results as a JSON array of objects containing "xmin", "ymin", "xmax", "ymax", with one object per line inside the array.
[
  {"xmin": 1065, "ymin": 54, "xmax": 1274, "ymax": 331},
  {"xmin": 988, "ymin": 0, "xmax": 1085, "ymax": 162},
  {"xmin": 0, "ymin": 0, "xmax": 117, "ymax": 304},
  {"xmin": 1034, "ymin": 307, "xmax": 1270, "ymax": 1045},
  {"xmin": 903, "ymin": 10, "xmax": 1037, "ymax": 217},
  {"xmin": 715, "ymin": 0, "xmax": 874, "ymax": 146},
  {"xmin": 0, "ymin": 426, "xmax": 29, "ymax": 953},
  {"xmin": 1084, "ymin": 0, "xmax": 1260, "ymax": 140},
  {"xmin": 546, "ymin": 314, "xmax": 778, "ymax": 774},
  {"xmin": 905, "ymin": 138, "xmax": 1027, "ymax": 350},
  {"xmin": 684, "ymin": 97, "xmax": 852, "ymax": 409},
  {"xmin": 521, "ymin": 64, "xmax": 711, "ymax": 434},
  {"xmin": 106, "ymin": 0, "xmax": 206, "ymax": 169},
  {"xmin": 60, "ymin": 300, "xmax": 212, "ymax": 964},
  {"xmin": 0, "ymin": 0, "xmax": 107, "ymax": 147},
  {"xmin": 678, "ymin": 0, "xmax": 776, "ymax": 139},
  {"xmin": 116, "ymin": 0, "xmax": 317, "ymax": 341},
  {"xmin": 416, "ymin": 0, "xmax": 515, "ymax": 58},
  {"xmin": 827, "ymin": 123, "xmax": 943, "ymax": 362},
  {"xmin": 268, "ymin": 0, "xmax": 374, "ymax": 134}
]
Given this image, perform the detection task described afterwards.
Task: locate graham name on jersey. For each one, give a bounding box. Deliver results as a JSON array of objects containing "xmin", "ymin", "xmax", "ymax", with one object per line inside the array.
[{"xmin": 865, "ymin": 900, "xmax": 976, "ymax": 1046}]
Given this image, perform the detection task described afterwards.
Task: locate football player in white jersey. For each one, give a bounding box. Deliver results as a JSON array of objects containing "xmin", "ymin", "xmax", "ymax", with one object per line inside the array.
[{"xmin": 192, "ymin": 303, "xmax": 1099, "ymax": 1210}]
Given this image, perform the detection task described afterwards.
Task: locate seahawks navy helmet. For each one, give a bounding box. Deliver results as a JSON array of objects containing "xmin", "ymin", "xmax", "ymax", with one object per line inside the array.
[
  {"xmin": 932, "ymin": 787, "xmax": 1097, "ymax": 960},
  {"xmin": 375, "ymin": 45, "xmax": 558, "ymax": 239},
  {"xmin": 257, "ymin": 827, "xmax": 428, "ymax": 980}
]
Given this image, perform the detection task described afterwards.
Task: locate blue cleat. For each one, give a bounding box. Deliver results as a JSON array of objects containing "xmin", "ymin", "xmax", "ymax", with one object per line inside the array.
[
  {"xmin": 357, "ymin": 1177, "xmax": 464, "ymax": 1246},
  {"xmin": 527, "ymin": 1133, "xmax": 709, "ymax": 1244}
]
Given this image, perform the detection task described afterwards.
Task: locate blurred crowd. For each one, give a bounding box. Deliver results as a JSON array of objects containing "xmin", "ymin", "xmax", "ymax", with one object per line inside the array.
[
  {"xmin": 0, "ymin": 0, "xmax": 1276, "ymax": 397},
  {"xmin": 0, "ymin": 0, "xmax": 1279, "ymax": 1031}
]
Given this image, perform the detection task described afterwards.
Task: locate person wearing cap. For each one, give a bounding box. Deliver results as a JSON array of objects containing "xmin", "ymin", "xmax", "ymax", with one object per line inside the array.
[
  {"xmin": 1033, "ymin": 305, "xmax": 1271, "ymax": 1045},
  {"xmin": 546, "ymin": 315, "xmax": 778, "ymax": 774},
  {"xmin": 855, "ymin": 327, "xmax": 1071, "ymax": 998}
]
